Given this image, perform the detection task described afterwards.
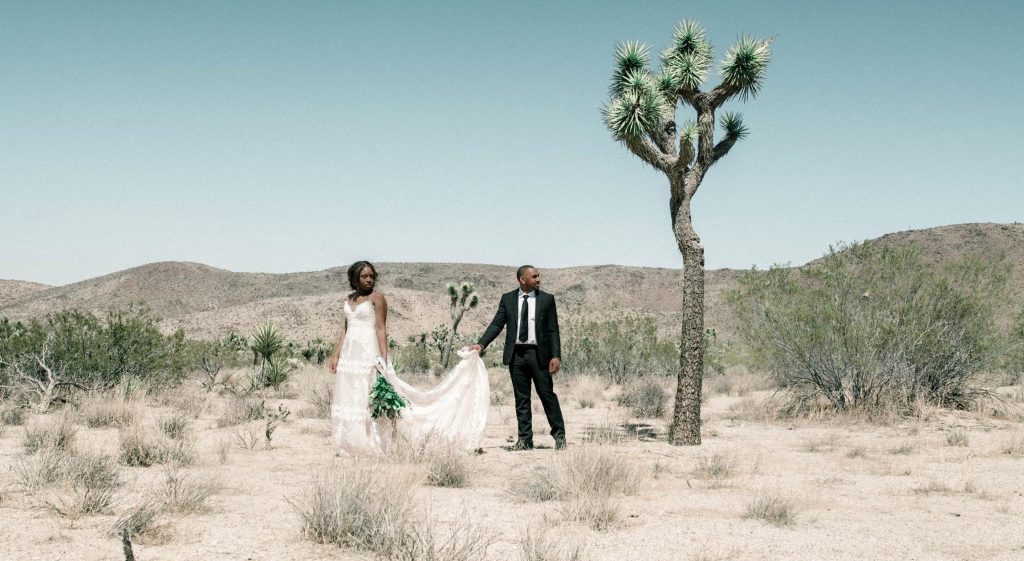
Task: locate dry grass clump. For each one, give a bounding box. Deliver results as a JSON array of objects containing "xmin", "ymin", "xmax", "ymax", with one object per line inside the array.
[
  {"xmin": 508, "ymin": 467, "xmax": 560, "ymax": 503},
  {"xmin": 393, "ymin": 516, "xmax": 496, "ymax": 561},
  {"xmin": 109, "ymin": 498, "xmax": 173, "ymax": 545},
  {"xmin": 508, "ymin": 445, "xmax": 639, "ymax": 531},
  {"xmin": 291, "ymin": 465, "xmax": 420, "ymax": 556},
  {"xmin": 800, "ymin": 434, "xmax": 838, "ymax": 453},
  {"xmin": 425, "ymin": 443, "xmax": 471, "ymax": 488},
  {"xmin": 744, "ymin": 490, "xmax": 798, "ymax": 526},
  {"xmin": 518, "ymin": 523, "xmax": 587, "ymax": 561},
  {"xmin": 912, "ymin": 479, "xmax": 953, "ymax": 495},
  {"xmin": 1, "ymin": 403, "xmax": 25, "ymax": 426},
  {"xmin": 15, "ymin": 444, "xmax": 71, "ymax": 490},
  {"xmin": 691, "ymin": 452, "xmax": 735, "ymax": 487},
  {"xmin": 616, "ymin": 378, "xmax": 668, "ymax": 418},
  {"xmin": 23, "ymin": 413, "xmax": 77, "ymax": 454},
  {"xmin": 46, "ymin": 453, "xmax": 121, "ymax": 519},
  {"xmin": 571, "ymin": 376, "xmax": 605, "ymax": 409},
  {"xmin": 118, "ymin": 425, "xmax": 195, "ymax": 467},
  {"xmin": 946, "ymin": 427, "xmax": 970, "ymax": 447},
  {"xmin": 1000, "ymin": 433, "xmax": 1024, "ymax": 457},
  {"xmin": 156, "ymin": 412, "xmax": 190, "ymax": 440},
  {"xmin": 845, "ymin": 446, "xmax": 869, "ymax": 459},
  {"xmin": 298, "ymin": 371, "xmax": 333, "ymax": 418},
  {"xmin": 76, "ymin": 391, "xmax": 142, "ymax": 428},
  {"xmin": 234, "ymin": 423, "xmax": 261, "ymax": 450},
  {"xmin": 889, "ymin": 440, "xmax": 915, "ymax": 455},
  {"xmin": 162, "ymin": 464, "xmax": 222, "ymax": 514},
  {"xmin": 217, "ymin": 395, "xmax": 267, "ymax": 427}
]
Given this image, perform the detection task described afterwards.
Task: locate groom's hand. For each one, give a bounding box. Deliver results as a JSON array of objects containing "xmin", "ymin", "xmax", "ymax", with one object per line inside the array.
[{"xmin": 548, "ymin": 358, "xmax": 560, "ymax": 375}]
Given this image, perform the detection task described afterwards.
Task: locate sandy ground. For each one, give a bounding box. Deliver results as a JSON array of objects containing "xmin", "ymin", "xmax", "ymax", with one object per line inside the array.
[{"xmin": 1, "ymin": 368, "xmax": 1023, "ymax": 561}]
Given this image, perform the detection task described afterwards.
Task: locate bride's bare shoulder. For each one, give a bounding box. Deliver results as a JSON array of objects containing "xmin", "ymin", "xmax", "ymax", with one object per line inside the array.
[{"xmin": 370, "ymin": 291, "xmax": 387, "ymax": 305}]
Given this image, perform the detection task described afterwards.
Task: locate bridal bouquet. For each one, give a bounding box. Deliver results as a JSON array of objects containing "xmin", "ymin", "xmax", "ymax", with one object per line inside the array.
[{"xmin": 368, "ymin": 358, "xmax": 407, "ymax": 420}]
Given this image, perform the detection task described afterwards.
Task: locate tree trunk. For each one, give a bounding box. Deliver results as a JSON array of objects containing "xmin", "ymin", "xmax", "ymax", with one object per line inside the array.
[
  {"xmin": 669, "ymin": 191, "xmax": 704, "ymax": 445},
  {"xmin": 442, "ymin": 311, "xmax": 464, "ymax": 369}
]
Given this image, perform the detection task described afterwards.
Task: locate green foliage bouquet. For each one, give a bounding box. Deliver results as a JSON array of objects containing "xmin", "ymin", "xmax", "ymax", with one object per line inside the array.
[{"xmin": 368, "ymin": 360, "xmax": 406, "ymax": 420}]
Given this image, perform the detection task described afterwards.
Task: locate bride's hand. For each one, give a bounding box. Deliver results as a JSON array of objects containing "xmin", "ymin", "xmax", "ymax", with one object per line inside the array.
[{"xmin": 329, "ymin": 355, "xmax": 339, "ymax": 374}]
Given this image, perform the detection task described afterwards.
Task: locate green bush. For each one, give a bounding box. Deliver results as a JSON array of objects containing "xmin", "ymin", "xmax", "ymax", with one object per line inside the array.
[
  {"xmin": 616, "ymin": 378, "xmax": 668, "ymax": 418},
  {"xmin": 561, "ymin": 316, "xmax": 677, "ymax": 383},
  {"xmin": 730, "ymin": 242, "xmax": 1009, "ymax": 412},
  {"xmin": 0, "ymin": 307, "xmax": 192, "ymax": 405}
]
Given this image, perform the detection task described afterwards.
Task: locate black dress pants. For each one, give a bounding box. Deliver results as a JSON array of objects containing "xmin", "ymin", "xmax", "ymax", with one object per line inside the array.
[{"xmin": 510, "ymin": 346, "xmax": 565, "ymax": 442}]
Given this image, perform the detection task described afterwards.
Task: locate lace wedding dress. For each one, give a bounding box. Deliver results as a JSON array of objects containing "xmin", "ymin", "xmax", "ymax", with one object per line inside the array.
[{"xmin": 330, "ymin": 299, "xmax": 490, "ymax": 455}]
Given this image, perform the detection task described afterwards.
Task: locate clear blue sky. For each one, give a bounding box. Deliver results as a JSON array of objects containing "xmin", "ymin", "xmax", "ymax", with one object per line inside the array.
[{"xmin": 2, "ymin": 1, "xmax": 1021, "ymax": 286}]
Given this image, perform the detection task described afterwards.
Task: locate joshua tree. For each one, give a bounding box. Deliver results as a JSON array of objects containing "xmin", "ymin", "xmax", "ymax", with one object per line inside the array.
[
  {"xmin": 602, "ymin": 20, "xmax": 772, "ymax": 445},
  {"xmin": 441, "ymin": 282, "xmax": 479, "ymax": 368}
]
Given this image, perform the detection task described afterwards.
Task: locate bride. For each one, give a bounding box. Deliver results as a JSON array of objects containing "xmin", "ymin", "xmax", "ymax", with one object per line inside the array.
[{"xmin": 327, "ymin": 260, "xmax": 490, "ymax": 455}]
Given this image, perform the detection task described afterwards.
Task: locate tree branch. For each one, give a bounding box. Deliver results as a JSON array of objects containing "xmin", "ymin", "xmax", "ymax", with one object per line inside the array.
[
  {"xmin": 706, "ymin": 82, "xmax": 740, "ymax": 110},
  {"xmin": 625, "ymin": 137, "xmax": 675, "ymax": 173},
  {"xmin": 712, "ymin": 133, "xmax": 740, "ymax": 164}
]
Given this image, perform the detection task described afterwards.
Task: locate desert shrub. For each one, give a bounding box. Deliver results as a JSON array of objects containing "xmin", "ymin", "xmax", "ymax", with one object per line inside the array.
[
  {"xmin": 744, "ymin": 490, "xmax": 797, "ymax": 526},
  {"xmin": 518, "ymin": 523, "xmax": 587, "ymax": 561},
  {"xmin": 0, "ymin": 308, "xmax": 192, "ymax": 408},
  {"xmin": 731, "ymin": 242, "xmax": 1009, "ymax": 412},
  {"xmin": 1, "ymin": 403, "xmax": 25, "ymax": 425},
  {"xmin": 508, "ymin": 467, "xmax": 560, "ymax": 503},
  {"xmin": 616, "ymin": 378, "xmax": 667, "ymax": 418},
  {"xmin": 691, "ymin": 452, "xmax": 734, "ymax": 486},
  {"xmin": 291, "ymin": 466, "xmax": 419, "ymax": 556},
  {"xmin": 76, "ymin": 389, "xmax": 142, "ymax": 428},
  {"xmin": 560, "ymin": 493, "xmax": 620, "ymax": 532},
  {"xmin": 110, "ymin": 498, "xmax": 170, "ymax": 544},
  {"xmin": 23, "ymin": 414, "xmax": 77, "ymax": 454},
  {"xmin": 946, "ymin": 427, "xmax": 970, "ymax": 447},
  {"xmin": 162, "ymin": 464, "xmax": 222, "ymax": 514},
  {"xmin": 45, "ymin": 449, "xmax": 122, "ymax": 519},
  {"xmin": 1001, "ymin": 433, "xmax": 1024, "ymax": 457},
  {"xmin": 217, "ymin": 395, "xmax": 267, "ymax": 427},
  {"xmin": 561, "ymin": 316, "xmax": 677, "ymax": 382},
  {"xmin": 1001, "ymin": 310, "xmax": 1024, "ymax": 385},
  {"xmin": 425, "ymin": 443, "xmax": 471, "ymax": 488},
  {"xmin": 571, "ymin": 376, "xmax": 604, "ymax": 409},
  {"xmin": 118, "ymin": 425, "xmax": 195, "ymax": 467},
  {"xmin": 912, "ymin": 479, "xmax": 952, "ymax": 495},
  {"xmin": 393, "ymin": 340, "xmax": 432, "ymax": 374},
  {"xmin": 296, "ymin": 368, "xmax": 333, "ymax": 418},
  {"xmin": 14, "ymin": 444, "xmax": 70, "ymax": 490},
  {"xmin": 157, "ymin": 412, "xmax": 190, "ymax": 440},
  {"xmin": 889, "ymin": 441, "xmax": 915, "ymax": 455}
]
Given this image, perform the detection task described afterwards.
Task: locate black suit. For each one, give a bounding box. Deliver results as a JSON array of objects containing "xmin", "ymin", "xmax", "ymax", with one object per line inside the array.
[{"xmin": 478, "ymin": 289, "xmax": 565, "ymax": 443}]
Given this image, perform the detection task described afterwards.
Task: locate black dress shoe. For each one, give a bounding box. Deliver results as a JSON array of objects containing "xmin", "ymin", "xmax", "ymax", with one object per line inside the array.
[
  {"xmin": 554, "ymin": 435, "xmax": 567, "ymax": 450},
  {"xmin": 511, "ymin": 439, "xmax": 534, "ymax": 451}
]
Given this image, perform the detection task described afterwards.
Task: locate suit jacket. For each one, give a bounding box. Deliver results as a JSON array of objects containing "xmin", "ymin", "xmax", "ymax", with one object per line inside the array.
[{"xmin": 478, "ymin": 289, "xmax": 561, "ymax": 366}]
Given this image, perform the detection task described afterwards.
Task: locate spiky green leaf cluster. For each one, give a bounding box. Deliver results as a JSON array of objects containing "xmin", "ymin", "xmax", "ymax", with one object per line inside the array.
[
  {"xmin": 719, "ymin": 111, "xmax": 748, "ymax": 139},
  {"xmin": 610, "ymin": 41, "xmax": 651, "ymax": 97},
  {"xmin": 368, "ymin": 374, "xmax": 406, "ymax": 420},
  {"xmin": 661, "ymin": 20, "xmax": 712, "ymax": 93},
  {"xmin": 720, "ymin": 36, "xmax": 772, "ymax": 100},
  {"xmin": 604, "ymin": 41, "xmax": 669, "ymax": 142}
]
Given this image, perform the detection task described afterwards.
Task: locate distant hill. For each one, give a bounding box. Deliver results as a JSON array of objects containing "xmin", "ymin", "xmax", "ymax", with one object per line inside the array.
[
  {"xmin": 1, "ymin": 223, "xmax": 1020, "ymax": 344},
  {"xmin": 0, "ymin": 280, "xmax": 51, "ymax": 308}
]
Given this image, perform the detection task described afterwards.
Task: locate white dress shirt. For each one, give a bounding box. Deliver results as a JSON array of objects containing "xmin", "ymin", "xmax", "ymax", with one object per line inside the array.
[{"xmin": 517, "ymin": 289, "xmax": 537, "ymax": 345}]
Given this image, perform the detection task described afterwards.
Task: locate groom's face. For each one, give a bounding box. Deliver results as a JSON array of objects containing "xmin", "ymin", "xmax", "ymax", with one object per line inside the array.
[{"xmin": 518, "ymin": 268, "xmax": 540, "ymax": 292}]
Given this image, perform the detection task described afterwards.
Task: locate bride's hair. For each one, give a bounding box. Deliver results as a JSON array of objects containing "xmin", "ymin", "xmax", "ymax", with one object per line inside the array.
[{"xmin": 347, "ymin": 260, "xmax": 378, "ymax": 291}]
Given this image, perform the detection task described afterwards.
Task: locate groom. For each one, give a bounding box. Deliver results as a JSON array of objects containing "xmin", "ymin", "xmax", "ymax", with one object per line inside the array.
[{"xmin": 471, "ymin": 265, "xmax": 566, "ymax": 450}]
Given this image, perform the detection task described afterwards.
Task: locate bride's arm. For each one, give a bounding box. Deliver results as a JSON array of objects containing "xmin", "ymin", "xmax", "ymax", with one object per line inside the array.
[
  {"xmin": 328, "ymin": 314, "xmax": 347, "ymax": 374},
  {"xmin": 372, "ymin": 292, "xmax": 389, "ymax": 363}
]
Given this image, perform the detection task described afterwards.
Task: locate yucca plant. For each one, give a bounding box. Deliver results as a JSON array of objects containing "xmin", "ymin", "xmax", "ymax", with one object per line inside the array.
[
  {"xmin": 441, "ymin": 282, "xmax": 480, "ymax": 369},
  {"xmin": 602, "ymin": 20, "xmax": 773, "ymax": 445},
  {"xmin": 249, "ymin": 323, "xmax": 285, "ymax": 375}
]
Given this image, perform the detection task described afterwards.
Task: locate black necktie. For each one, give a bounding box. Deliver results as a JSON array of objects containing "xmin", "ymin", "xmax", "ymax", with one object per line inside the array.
[{"xmin": 518, "ymin": 294, "xmax": 529, "ymax": 343}]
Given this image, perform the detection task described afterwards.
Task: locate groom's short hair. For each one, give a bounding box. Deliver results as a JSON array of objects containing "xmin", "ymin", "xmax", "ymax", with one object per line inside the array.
[{"xmin": 516, "ymin": 265, "xmax": 535, "ymax": 280}]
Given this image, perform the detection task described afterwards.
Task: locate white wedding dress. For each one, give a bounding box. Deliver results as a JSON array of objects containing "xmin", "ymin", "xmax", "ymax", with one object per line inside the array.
[{"xmin": 330, "ymin": 300, "xmax": 490, "ymax": 455}]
